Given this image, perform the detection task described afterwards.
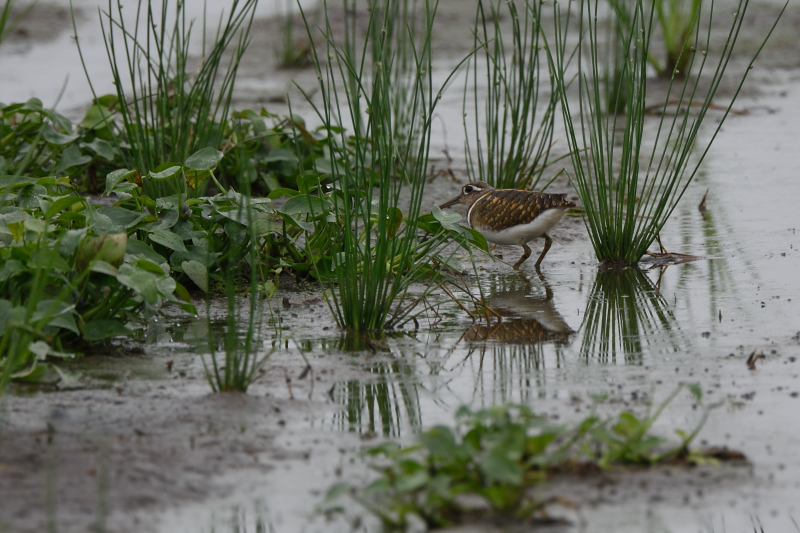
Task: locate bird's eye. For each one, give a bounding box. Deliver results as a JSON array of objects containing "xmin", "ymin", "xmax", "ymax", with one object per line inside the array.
[{"xmin": 464, "ymin": 185, "xmax": 474, "ymax": 193}]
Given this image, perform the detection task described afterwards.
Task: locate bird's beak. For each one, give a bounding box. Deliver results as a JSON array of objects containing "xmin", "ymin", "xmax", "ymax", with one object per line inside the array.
[{"xmin": 438, "ymin": 196, "xmax": 460, "ymax": 209}]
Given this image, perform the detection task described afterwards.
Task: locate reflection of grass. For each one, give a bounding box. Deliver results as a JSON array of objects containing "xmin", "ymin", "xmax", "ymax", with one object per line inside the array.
[
  {"xmin": 332, "ymin": 360, "xmax": 421, "ymax": 437},
  {"xmin": 331, "ymin": 384, "xmax": 721, "ymax": 529},
  {"xmin": 549, "ymin": 0, "xmax": 786, "ymax": 266},
  {"xmin": 580, "ymin": 267, "xmax": 682, "ymax": 362}
]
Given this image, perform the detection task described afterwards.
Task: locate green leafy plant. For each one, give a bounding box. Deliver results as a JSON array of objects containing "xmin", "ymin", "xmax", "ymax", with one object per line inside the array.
[
  {"xmin": 464, "ymin": 0, "xmax": 559, "ymax": 190},
  {"xmin": 296, "ymin": 0, "xmax": 478, "ymax": 331},
  {"xmin": 549, "ymin": 0, "xmax": 786, "ymax": 266},
  {"xmin": 0, "ymin": 98, "xmax": 113, "ymax": 180},
  {"xmin": 72, "ymin": 0, "xmax": 257, "ymax": 196},
  {"xmin": 330, "ymin": 384, "xmax": 721, "ymax": 529},
  {"xmin": 0, "ymin": 173, "xmax": 197, "ymax": 383}
]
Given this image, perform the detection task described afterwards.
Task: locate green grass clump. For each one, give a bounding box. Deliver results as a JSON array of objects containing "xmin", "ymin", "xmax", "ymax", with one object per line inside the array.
[
  {"xmin": 73, "ymin": 0, "xmax": 257, "ymax": 197},
  {"xmin": 327, "ymin": 384, "xmax": 719, "ymax": 529},
  {"xmin": 296, "ymin": 0, "xmax": 478, "ymax": 332},
  {"xmin": 549, "ymin": 0, "xmax": 786, "ymax": 266},
  {"xmin": 464, "ymin": 0, "xmax": 558, "ymax": 190}
]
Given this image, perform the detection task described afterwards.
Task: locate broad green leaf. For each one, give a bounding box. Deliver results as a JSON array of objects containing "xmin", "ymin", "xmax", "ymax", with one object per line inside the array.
[
  {"xmin": 89, "ymin": 260, "xmax": 119, "ymax": 277},
  {"xmin": 29, "ymin": 248, "xmax": 70, "ymax": 271},
  {"xmin": 0, "ymin": 175, "xmax": 37, "ymax": 191},
  {"xmin": 149, "ymin": 229, "xmax": 187, "ymax": 252},
  {"xmin": 181, "ymin": 260, "xmax": 208, "ymax": 293},
  {"xmin": 83, "ymin": 319, "xmax": 132, "ymax": 342},
  {"xmin": 184, "ymin": 147, "xmax": 223, "ymax": 171},
  {"xmin": 105, "ymin": 168, "xmax": 137, "ymax": 195},
  {"xmin": 22, "ymin": 218, "xmax": 46, "ymax": 234},
  {"xmin": 149, "ymin": 165, "xmax": 182, "ymax": 181},
  {"xmin": 125, "ymin": 238, "xmax": 168, "ymax": 267},
  {"xmin": 184, "ymin": 169, "xmax": 210, "ymax": 190},
  {"xmin": 170, "ymin": 246, "xmax": 220, "ymax": 269},
  {"xmin": 135, "ymin": 258, "xmax": 167, "ymax": 275},
  {"xmin": 56, "ymin": 145, "xmax": 91, "ymax": 171},
  {"xmin": 0, "ymin": 300, "xmax": 23, "ymax": 335},
  {"xmin": 83, "ymin": 138, "xmax": 116, "ymax": 160},
  {"xmin": 432, "ymin": 204, "xmax": 464, "ymax": 228},
  {"xmin": 278, "ymin": 195, "xmax": 330, "ymax": 216},
  {"xmin": 42, "ymin": 124, "xmax": 78, "ymax": 146},
  {"xmin": 80, "ymin": 100, "xmax": 115, "ymax": 130},
  {"xmin": 17, "ymin": 184, "xmax": 48, "ymax": 208},
  {"xmin": 266, "ymin": 187, "xmax": 299, "ymax": 200},
  {"xmin": 45, "ymin": 195, "xmax": 84, "ymax": 219},
  {"xmin": 395, "ymin": 464, "xmax": 429, "ymax": 493},
  {"xmin": 34, "ymin": 300, "xmax": 78, "ymax": 334},
  {"xmin": 420, "ymin": 426, "xmax": 459, "ymax": 458},
  {"xmin": 480, "ymin": 449, "xmax": 523, "ymax": 485},
  {"xmin": 117, "ymin": 264, "xmax": 159, "ymax": 305},
  {"xmin": 96, "ymin": 206, "xmax": 145, "ymax": 229},
  {"xmin": 0, "ymin": 259, "xmax": 25, "ymax": 282}
]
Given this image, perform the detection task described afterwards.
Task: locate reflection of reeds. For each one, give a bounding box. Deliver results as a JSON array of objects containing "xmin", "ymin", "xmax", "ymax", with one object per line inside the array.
[
  {"xmin": 331, "ymin": 360, "xmax": 421, "ymax": 437},
  {"xmin": 580, "ymin": 267, "xmax": 682, "ymax": 363}
]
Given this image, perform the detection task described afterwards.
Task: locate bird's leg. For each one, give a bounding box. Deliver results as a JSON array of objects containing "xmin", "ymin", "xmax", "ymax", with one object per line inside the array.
[
  {"xmin": 513, "ymin": 242, "xmax": 532, "ymax": 270},
  {"xmin": 534, "ymin": 234, "xmax": 553, "ymax": 269}
]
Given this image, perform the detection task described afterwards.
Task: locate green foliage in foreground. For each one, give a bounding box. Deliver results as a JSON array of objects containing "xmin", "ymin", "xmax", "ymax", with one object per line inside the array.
[{"xmin": 328, "ymin": 384, "xmax": 718, "ymax": 529}]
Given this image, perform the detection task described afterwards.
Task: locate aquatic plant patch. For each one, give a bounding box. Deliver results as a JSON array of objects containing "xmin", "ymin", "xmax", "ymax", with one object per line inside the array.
[
  {"xmin": 549, "ymin": 0, "xmax": 787, "ymax": 266},
  {"xmin": 326, "ymin": 384, "xmax": 731, "ymax": 529}
]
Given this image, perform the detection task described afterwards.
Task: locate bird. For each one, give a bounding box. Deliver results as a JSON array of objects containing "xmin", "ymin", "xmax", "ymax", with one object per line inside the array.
[{"xmin": 439, "ymin": 181, "xmax": 576, "ymax": 270}]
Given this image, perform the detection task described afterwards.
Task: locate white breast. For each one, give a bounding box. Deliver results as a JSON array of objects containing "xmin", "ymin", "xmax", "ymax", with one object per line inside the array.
[{"xmin": 471, "ymin": 207, "xmax": 569, "ymax": 246}]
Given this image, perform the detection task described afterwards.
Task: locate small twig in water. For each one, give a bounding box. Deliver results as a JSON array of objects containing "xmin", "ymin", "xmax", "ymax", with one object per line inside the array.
[
  {"xmin": 746, "ymin": 350, "xmax": 764, "ymax": 370},
  {"xmin": 284, "ymin": 369, "xmax": 294, "ymax": 399}
]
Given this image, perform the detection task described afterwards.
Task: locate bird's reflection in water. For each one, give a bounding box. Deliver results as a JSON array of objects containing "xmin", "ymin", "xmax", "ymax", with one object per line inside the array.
[
  {"xmin": 458, "ymin": 271, "xmax": 575, "ymax": 405},
  {"xmin": 462, "ymin": 271, "xmax": 573, "ymax": 344}
]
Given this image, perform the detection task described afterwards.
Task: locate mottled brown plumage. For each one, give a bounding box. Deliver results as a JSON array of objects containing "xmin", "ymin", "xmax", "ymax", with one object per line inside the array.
[{"xmin": 439, "ymin": 181, "xmax": 576, "ymax": 269}]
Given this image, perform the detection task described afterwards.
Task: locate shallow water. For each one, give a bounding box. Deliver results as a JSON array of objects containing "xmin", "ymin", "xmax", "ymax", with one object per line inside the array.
[{"xmin": 146, "ymin": 72, "xmax": 800, "ymax": 532}]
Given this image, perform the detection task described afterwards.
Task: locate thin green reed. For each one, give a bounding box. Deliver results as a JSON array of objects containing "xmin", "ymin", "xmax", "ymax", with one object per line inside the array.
[
  {"xmin": 72, "ymin": 0, "xmax": 256, "ymax": 197},
  {"xmin": 465, "ymin": 0, "xmax": 559, "ymax": 191},
  {"xmin": 299, "ymin": 0, "xmax": 464, "ymax": 331},
  {"xmin": 549, "ymin": 0, "xmax": 786, "ymax": 266}
]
